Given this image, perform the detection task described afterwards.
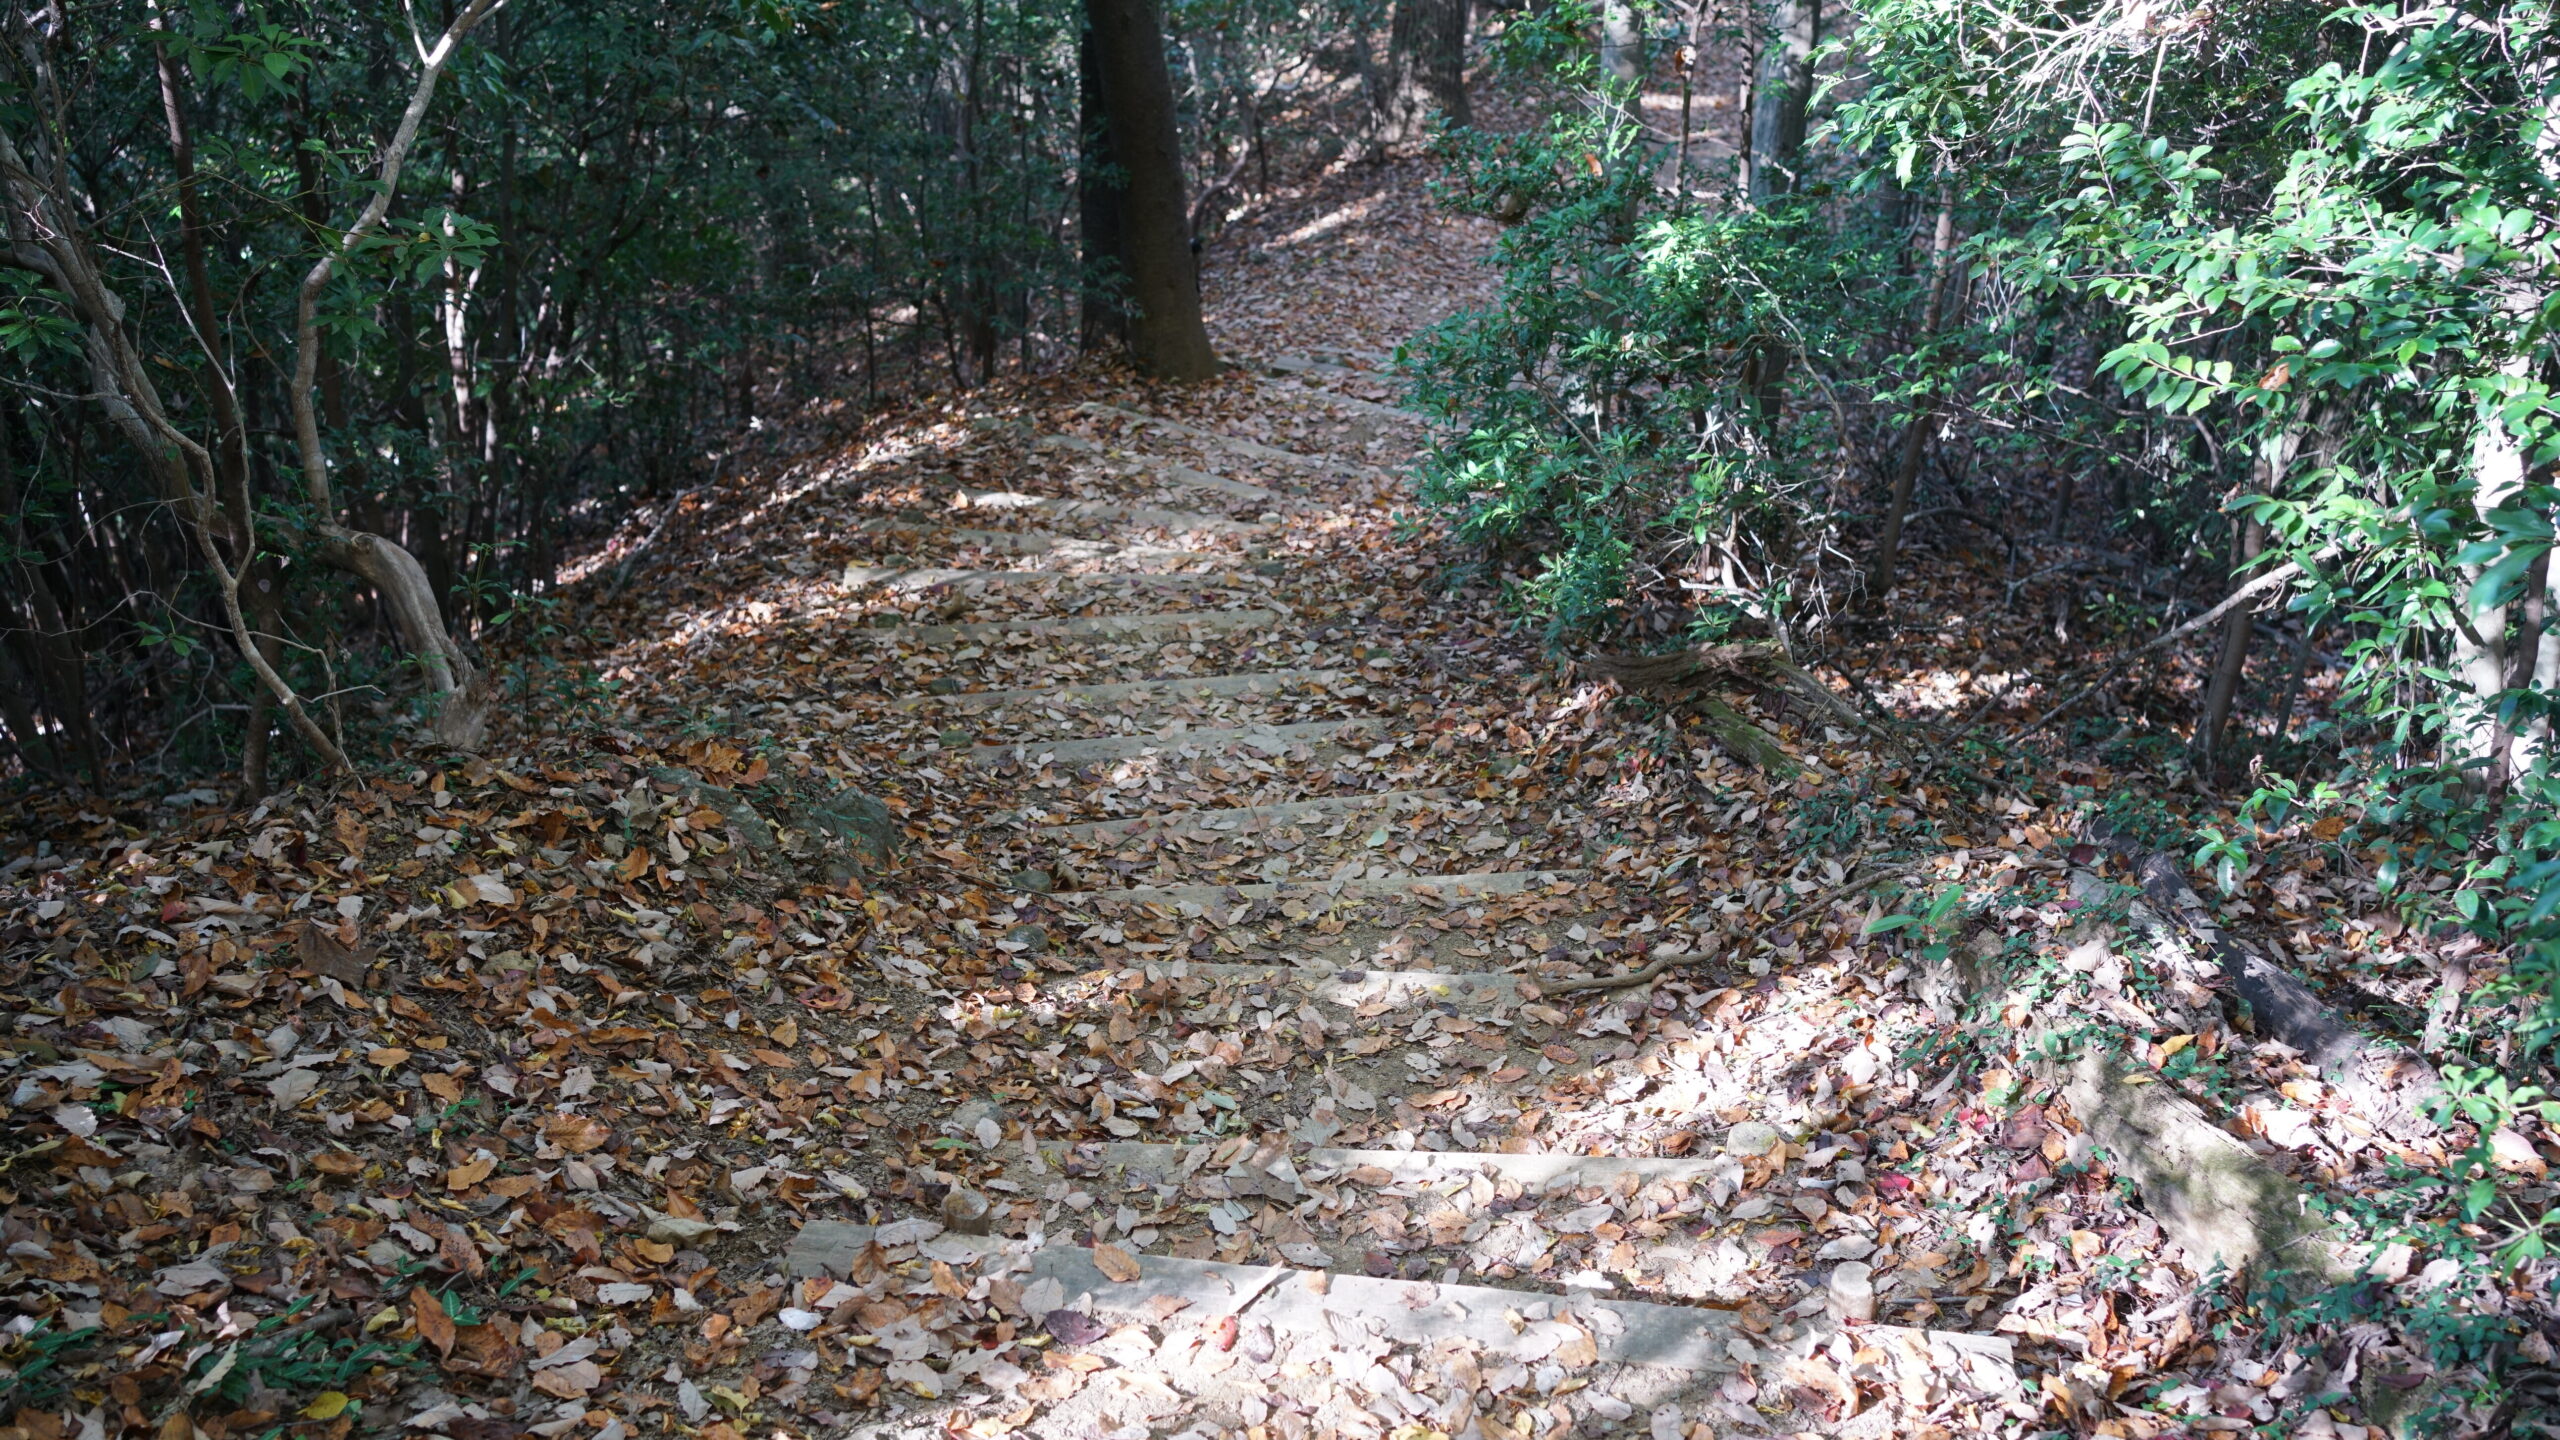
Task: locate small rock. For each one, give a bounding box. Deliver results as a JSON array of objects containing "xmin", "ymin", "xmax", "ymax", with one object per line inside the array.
[
  {"xmin": 1724, "ymin": 1121, "xmax": 1782, "ymax": 1157},
  {"xmin": 948, "ymin": 1098, "xmax": 1005, "ymax": 1145},
  {"xmin": 1004, "ymin": 922, "xmax": 1051, "ymax": 953},
  {"xmin": 926, "ymin": 676, "xmax": 964, "ymax": 694},
  {"xmin": 793, "ymin": 787, "xmax": 900, "ymax": 873}
]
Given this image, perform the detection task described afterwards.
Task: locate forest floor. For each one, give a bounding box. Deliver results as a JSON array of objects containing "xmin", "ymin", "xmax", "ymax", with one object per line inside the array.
[{"xmin": 0, "ymin": 143, "xmax": 2540, "ymax": 1440}]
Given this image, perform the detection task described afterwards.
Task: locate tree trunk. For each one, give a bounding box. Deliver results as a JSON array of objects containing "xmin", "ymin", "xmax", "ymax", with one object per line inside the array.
[
  {"xmin": 2198, "ymin": 514, "xmax": 2267, "ymax": 772},
  {"xmin": 282, "ymin": 0, "xmax": 506, "ymax": 751},
  {"xmin": 1083, "ymin": 0, "xmax": 1221, "ymax": 381},
  {"xmin": 0, "ymin": 118, "xmax": 351, "ymax": 776},
  {"xmin": 1864, "ymin": 192, "xmax": 1957, "ymax": 601},
  {"xmin": 1600, "ymin": 0, "xmax": 1641, "ymax": 87},
  {"xmin": 1746, "ymin": 0, "xmax": 1818, "ymax": 202},
  {"xmin": 2452, "ymin": 396, "xmax": 2532, "ymax": 785},
  {"xmin": 1078, "ymin": 22, "xmax": 1129, "ymax": 351},
  {"xmin": 1377, "ymin": 0, "xmax": 1470, "ymax": 146}
]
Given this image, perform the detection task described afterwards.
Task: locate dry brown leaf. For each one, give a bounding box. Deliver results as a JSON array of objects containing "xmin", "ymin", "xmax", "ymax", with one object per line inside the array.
[
  {"xmin": 1091, "ymin": 1244, "xmax": 1142, "ymax": 1283},
  {"xmin": 411, "ymin": 1287, "xmax": 457, "ymax": 1359}
]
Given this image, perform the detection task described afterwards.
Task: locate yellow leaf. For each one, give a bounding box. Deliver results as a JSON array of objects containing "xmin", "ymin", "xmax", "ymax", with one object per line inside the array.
[
  {"xmin": 368, "ymin": 1047, "xmax": 411, "ymax": 1069},
  {"xmin": 302, "ymin": 1393, "xmax": 351, "ymax": 1421},
  {"xmin": 2158, "ymin": 1034, "xmax": 2195, "ymax": 1059},
  {"xmin": 2122, "ymin": 1074, "xmax": 2156, "ymax": 1086},
  {"xmin": 446, "ymin": 1155, "xmax": 496, "ymax": 1190}
]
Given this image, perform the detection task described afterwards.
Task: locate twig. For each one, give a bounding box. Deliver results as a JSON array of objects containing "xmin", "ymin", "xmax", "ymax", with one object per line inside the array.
[
  {"xmin": 608, "ymin": 474, "xmax": 716, "ymax": 597},
  {"xmin": 2019, "ymin": 560, "xmax": 2304, "ymax": 737}
]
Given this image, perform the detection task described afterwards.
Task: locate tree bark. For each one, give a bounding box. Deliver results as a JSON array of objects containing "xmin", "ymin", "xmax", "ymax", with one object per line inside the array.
[
  {"xmin": 1377, "ymin": 0, "xmax": 1470, "ymax": 146},
  {"xmin": 1745, "ymin": 0, "xmax": 1818, "ymax": 202},
  {"xmin": 285, "ymin": 0, "xmax": 507, "ymax": 751},
  {"xmin": 1864, "ymin": 193, "xmax": 1957, "ymax": 601},
  {"xmin": 1082, "ymin": 0, "xmax": 1220, "ymax": 381},
  {"xmin": 2197, "ymin": 514, "xmax": 2266, "ymax": 772},
  {"xmin": 1077, "ymin": 23, "xmax": 1130, "ymax": 351},
  {"xmin": 1599, "ymin": 0, "xmax": 1641, "ymax": 87}
]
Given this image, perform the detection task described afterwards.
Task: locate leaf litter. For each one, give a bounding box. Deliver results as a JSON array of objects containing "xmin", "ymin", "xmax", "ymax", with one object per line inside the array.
[{"xmin": 0, "ymin": 133, "xmax": 2533, "ymax": 1440}]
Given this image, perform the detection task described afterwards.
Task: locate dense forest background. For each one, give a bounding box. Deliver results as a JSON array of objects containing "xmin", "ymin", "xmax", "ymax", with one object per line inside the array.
[{"xmin": 0, "ymin": 0, "xmax": 1408, "ymax": 788}]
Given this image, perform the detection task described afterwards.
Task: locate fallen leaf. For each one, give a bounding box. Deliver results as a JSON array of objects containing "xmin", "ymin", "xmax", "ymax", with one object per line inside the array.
[
  {"xmin": 412, "ymin": 1288, "xmax": 457, "ymax": 1359},
  {"xmin": 1091, "ymin": 1244, "xmax": 1142, "ymax": 1283}
]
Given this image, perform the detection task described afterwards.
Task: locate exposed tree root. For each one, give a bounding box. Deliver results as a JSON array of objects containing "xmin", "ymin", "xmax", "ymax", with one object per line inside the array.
[
  {"xmin": 2092, "ymin": 824, "xmax": 2444, "ymax": 1138},
  {"xmin": 1578, "ymin": 640, "xmax": 1906, "ymax": 772}
]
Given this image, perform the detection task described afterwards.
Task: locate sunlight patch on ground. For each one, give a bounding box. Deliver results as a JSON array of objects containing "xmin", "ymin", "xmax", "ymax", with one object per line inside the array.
[{"xmin": 1269, "ymin": 194, "xmax": 1383, "ymax": 250}]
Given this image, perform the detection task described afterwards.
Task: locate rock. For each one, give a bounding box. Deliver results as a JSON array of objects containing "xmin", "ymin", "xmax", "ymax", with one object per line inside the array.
[
  {"xmin": 1008, "ymin": 870, "xmax": 1054, "ymax": 894},
  {"xmin": 926, "ymin": 676, "xmax": 963, "ymax": 694},
  {"xmin": 792, "ymin": 787, "xmax": 899, "ymax": 874},
  {"xmin": 648, "ymin": 768, "xmax": 778, "ymax": 854},
  {"xmin": 1723, "ymin": 1121, "xmax": 1782, "ymax": 1157},
  {"xmin": 949, "ymin": 1098, "xmax": 1005, "ymax": 1146},
  {"xmin": 1004, "ymin": 923, "xmax": 1051, "ymax": 952}
]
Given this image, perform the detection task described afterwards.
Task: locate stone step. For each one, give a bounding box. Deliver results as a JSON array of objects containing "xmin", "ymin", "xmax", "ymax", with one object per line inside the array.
[
  {"xmin": 1256, "ymin": 374, "xmax": 1430, "ymax": 425},
  {"xmin": 1052, "ymin": 868, "xmax": 1579, "ymax": 911},
  {"xmin": 1078, "ymin": 402, "xmax": 1352, "ymax": 473},
  {"xmin": 951, "ymin": 490, "xmax": 1267, "ymax": 536},
  {"xmin": 958, "ymin": 718, "xmax": 1377, "ymax": 767},
  {"xmin": 850, "ymin": 607, "xmax": 1282, "ymax": 647},
  {"xmin": 893, "ymin": 667, "xmax": 1347, "ymax": 714},
  {"xmin": 781, "ymin": 1222, "xmax": 2020, "ymax": 1395},
  {"xmin": 1270, "ymin": 351, "xmax": 1397, "ymax": 375},
  {"xmin": 1034, "ymin": 433, "xmax": 1279, "ymax": 503},
  {"xmin": 854, "ymin": 517, "xmax": 1229, "ymax": 564},
  {"xmin": 840, "ymin": 566, "xmax": 1243, "ymax": 597},
  {"xmin": 1096, "ymin": 961, "xmax": 1530, "ymax": 1008},
  {"xmin": 1039, "ymin": 1139, "xmax": 1733, "ymax": 1193},
  {"xmin": 1040, "ymin": 786, "xmax": 1455, "ymax": 841}
]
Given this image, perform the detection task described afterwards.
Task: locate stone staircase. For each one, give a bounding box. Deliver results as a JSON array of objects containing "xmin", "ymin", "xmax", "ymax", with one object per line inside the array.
[{"xmin": 793, "ymin": 363, "xmax": 2026, "ymax": 1437}]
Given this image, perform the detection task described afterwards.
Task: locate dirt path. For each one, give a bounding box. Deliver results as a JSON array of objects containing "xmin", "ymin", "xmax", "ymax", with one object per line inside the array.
[
  {"xmin": 600, "ymin": 179, "xmax": 2035, "ymax": 1435},
  {"xmin": 0, "ymin": 162, "xmax": 2162, "ymax": 1440}
]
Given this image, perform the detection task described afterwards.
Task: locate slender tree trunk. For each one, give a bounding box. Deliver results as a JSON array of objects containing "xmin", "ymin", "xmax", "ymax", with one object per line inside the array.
[
  {"xmin": 1377, "ymin": 0, "xmax": 1470, "ymax": 146},
  {"xmin": 2453, "ymin": 395, "xmax": 2531, "ymax": 785},
  {"xmin": 1864, "ymin": 194, "xmax": 1957, "ymax": 601},
  {"xmin": 2198, "ymin": 514, "xmax": 2267, "ymax": 772},
  {"xmin": 1746, "ymin": 0, "xmax": 1818, "ymax": 202},
  {"xmin": 1083, "ymin": 0, "xmax": 1220, "ymax": 381},
  {"xmin": 1600, "ymin": 0, "xmax": 1642, "ymax": 86},
  {"xmin": 1673, "ymin": 3, "xmax": 1705, "ymax": 190},
  {"xmin": 280, "ymin": 0, "xmax": 507, "ymax": 751},
  {"xmin": 2494, "ymin": 512, "xmax": 2553, "ymax": 790}
]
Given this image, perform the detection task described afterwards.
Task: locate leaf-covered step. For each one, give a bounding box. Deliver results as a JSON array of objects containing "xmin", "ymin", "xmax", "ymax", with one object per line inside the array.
[{"xmin": 848, "ymin": 606, "xmax": 1282, "ymax": 646}]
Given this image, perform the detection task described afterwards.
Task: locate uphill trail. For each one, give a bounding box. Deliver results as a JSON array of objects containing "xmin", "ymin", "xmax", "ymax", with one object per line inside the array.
[
  {"xmin": 0, "ymin": 159, "xmax": 2238, "ymax": 1440},
  {"xmin": 577, "ymin": 161, "xmax": 2036, "ymax": 1440}
]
